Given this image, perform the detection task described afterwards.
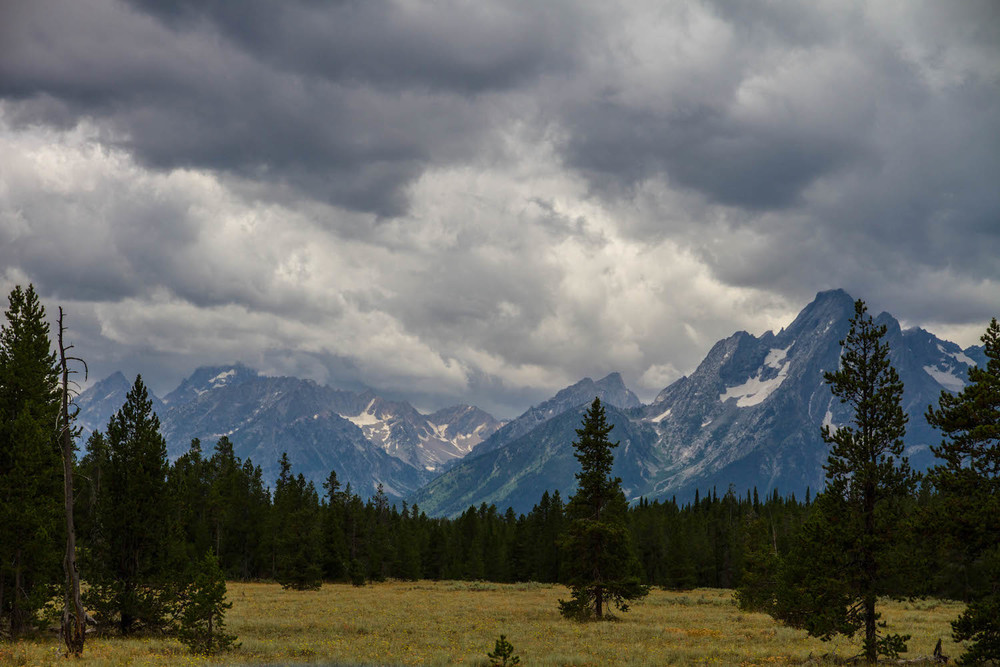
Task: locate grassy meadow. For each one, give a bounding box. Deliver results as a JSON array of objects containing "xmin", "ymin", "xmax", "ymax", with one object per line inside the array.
[{"xmin": 0, "ymin": 581, "xmax": 965, "ymax": 666}]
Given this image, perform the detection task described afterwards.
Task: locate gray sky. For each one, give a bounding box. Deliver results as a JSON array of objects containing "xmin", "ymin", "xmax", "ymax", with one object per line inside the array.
[{"xmin": 1, "ymin": 0, "xmax": 998, "ymax": 418}]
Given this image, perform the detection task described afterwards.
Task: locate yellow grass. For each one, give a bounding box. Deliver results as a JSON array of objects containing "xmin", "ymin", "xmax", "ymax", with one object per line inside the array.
[{"xmin": 0, "ymin": 582, "xmax": 965, "ymax": 666}]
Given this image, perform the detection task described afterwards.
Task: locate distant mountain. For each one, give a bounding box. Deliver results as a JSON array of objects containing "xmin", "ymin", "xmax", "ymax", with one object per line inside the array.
[
  {"xmin": 411, "ymin": 401, "xmax": 662, "ymax": 516},
  {"xmin": 160, "ymin": 375, "xmax": 433, "ymax": 499},
  {"xmin": 427, "ymin": 404, "xmax": 504, "ymax": 459},
  {"xmin": 471, "ymin": 372, "xmax": 640, "ymax": 456},
  {"xmin": 75, "ymin": 364, "xmax": 502, "ymax": 500},
  {"xmin": 76, "ymin": 371, "xmax": 167, "ymax": 439},
  {"xmin": 337, "ymin": 394, "xmax": 502, "ymax": 472},
  {"xmin": 634, "ymin": 290, "xmax": 985, "ymax": 500},
  {"xmin": 76, "ymin": 290, "xmax": 988, "ymax": 513},
  {"xmin": 162, "ymin": 363, "xmax": 259, "ymax": 405},
  {"xmin": 411, "ymin": 289, "xmax": 987, "ymax": 516}
]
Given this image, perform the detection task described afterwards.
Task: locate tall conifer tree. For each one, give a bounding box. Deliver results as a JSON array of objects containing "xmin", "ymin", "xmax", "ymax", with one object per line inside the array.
[
  {"xmin": 321, "ymin": 470, "xmax": 350, "ymax": 581},
  {"xmin": 819, "ymin": 300, "xmax": 916, "ymax": 662},
  {"xmin": 272, "ymin": 453, "xmax": 323, "ymax": 590},
  {"xmin": 746, "ymin": 300, "xmax": 916, "ymax": 663},
  {"xmin": 86, "ymin": 376, "xmax": 174, "ymax": 635},
  {"xmin": 926, "ymin": 317, "xmax": 1000, "ymax": 664},
  {"xmin": 559, "ymin": 398, "xmax": 648, "ymax": 620},
  {"xmin": 0, "ymin": 285, "xmax": 62, "ymax": 637}
]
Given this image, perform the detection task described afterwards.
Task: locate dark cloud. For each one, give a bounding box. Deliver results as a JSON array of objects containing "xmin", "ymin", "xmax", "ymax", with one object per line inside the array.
[
  {"xmin": 559, "ymin": 101, "xmax": 866, "ymax": 209},
  {"xmin": 126, "ymin": 0, "xmax": 579, "ymax": 94},
  {"xmin": 0, "ymin": 0, "xmax": 583, "ymax": 217},
  {"xmin": 537, "ymin": 1, "xmax": 1000, "ymax": 330},
  {"xmin": 1, "ymin": 0, "xmax": 998, "ymax": 418}
]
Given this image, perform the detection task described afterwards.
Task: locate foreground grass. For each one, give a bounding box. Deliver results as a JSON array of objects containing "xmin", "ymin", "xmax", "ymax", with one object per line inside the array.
[{"xmin": 0, "ymin": 582, "xmax": 965, "ymax": 666}]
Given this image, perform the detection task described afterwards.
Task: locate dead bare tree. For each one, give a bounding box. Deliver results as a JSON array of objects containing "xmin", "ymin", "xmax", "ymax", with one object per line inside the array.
[{"xmin": 57, "ymin": 307, "xmax": 86, "ymax": 657}]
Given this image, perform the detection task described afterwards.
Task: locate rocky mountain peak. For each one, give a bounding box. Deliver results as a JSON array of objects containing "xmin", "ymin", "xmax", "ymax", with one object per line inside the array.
[
  {"xmin": 76, "ymin": 371, "xmax": 167, "ymax": 438},
  {"xmin": 163, "ymin": 363, "xmax": 259, "ymax": 406},
  {"xmin": 416, "ymin": 288, "xmax": 986, "ymax": 515},
  {"xmin": 594, "ymin": 372, "xmax": 642, "ymax": 409}
]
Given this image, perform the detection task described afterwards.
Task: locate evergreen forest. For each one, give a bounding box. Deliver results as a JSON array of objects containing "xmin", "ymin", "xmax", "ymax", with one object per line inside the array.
[{"xmin": 1, "ymin": 285, "xmax": 998, "ymax": 664}]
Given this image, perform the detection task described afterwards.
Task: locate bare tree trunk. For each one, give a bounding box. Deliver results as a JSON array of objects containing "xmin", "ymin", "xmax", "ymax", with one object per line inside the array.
[
  {"xmin": 864, "ymin": 595, "xmax": 877, "ymax": 664},
  {"xmin": 58, "ymin": 308, "xmax": 86, "ymax": 657},
  {"xmin": 863, "ymin": 478, "xmax": 877, "ymax": 665},
  {"xmin": 12, "ymin": 549, "xmax": 21, "ymax": 639}
]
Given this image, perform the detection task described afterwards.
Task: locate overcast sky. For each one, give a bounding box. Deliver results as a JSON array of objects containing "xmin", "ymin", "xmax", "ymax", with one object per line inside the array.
[{"xmin": 1, "ymin": 0, "xmax": 998, "ymax": 417}]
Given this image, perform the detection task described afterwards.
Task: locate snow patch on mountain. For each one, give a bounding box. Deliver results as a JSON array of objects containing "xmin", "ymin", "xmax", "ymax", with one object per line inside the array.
[
  {"xmin": 346, "ymin": 409, "xmax": 381, "ymax": 428},
  {"xmin": 649, "ymin": 407, "xmax": 672, "ymax": 422},
  {"xmin": 210, "ymin": 369, "xmax": 236, "ymax": 386},
  {"xmin": 764, "ymin": 346, "xmax": 791, "ymax": 368},
  {"xmin": 719, "ymin": 346, "xmax": 791, "ymax": 407},
  {"xmin": 923, "ymin": 365, "xmax": 965, "ymax": 393},
  {"xmin": 336, "ymin": 399, "xmax": 502, "ymax": 472},
  {"xmin": 823, "ymin": 409, "xmax": 837, "ymax": 433},
  {"xmin": 937, "ymin": 343, "xmax": 975, "ymax": 367}
]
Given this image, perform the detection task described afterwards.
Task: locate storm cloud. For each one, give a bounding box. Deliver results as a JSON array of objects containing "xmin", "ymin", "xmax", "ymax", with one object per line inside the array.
[{"xmin": 1, "ymin": 0, "xmax": 997, "ymax": 417}]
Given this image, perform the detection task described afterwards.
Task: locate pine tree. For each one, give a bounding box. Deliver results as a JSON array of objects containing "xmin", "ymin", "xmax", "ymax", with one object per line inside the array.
[
  {"xmin": 321, "ymin": 469, "xmax": 350, "ymax": 581},
  {"xmin": 393, "ymin": 502, "xmax": 422, "ymax": 581},
  {"xmin": 486, "ymin": 634, "xmax": 521, "ymax": 666},
  {"xmin": 177, "ymin": 550, "xmax": 238, "ymax": 655},
  {"xmin": 272, "ymin": 453, "xmax": 323, "ymax": 590},
  {"xmin": 200, "ymin": 438, "xmax": 270, "ymax": 580},
  {"xmin": 205, "ymin": 437, "xmax": 232, "ymax": 559},
  {"xmin": 365, "ymin": 484, "xmax": 394, "ymax": 581},
  {"xmin": 755, "ymin": 300, "xmax": 917, "ymax": 663},
  {"xmin": 75, "ymin": 430, "xmax": 108, "ymax": 556},
  {"xmin": 558, "ymin": 398, "xmax": 648, "ymax": 620},
  {"xmin": 168, "ymin": 439, "xmax": 213, "ymax": 564},
  {"xmin": 527, "ymin": 490, "xmax": 564, "ymax": 583},
  {"xmin": 0, "ymin": 285, "xmax": 62, "ymax": 638},
  {"xmin": 85, "ymin": 376, "xmax": 175, "ymax": 635},
  {"xmin": 926, "ymin": 317, "xmax": 1000, "ymax": 664}
]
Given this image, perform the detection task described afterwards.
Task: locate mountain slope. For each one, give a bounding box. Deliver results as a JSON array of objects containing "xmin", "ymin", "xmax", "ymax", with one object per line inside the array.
[
  {"xmin": 471, "ymin": 372, "xmax": 640, "ymax": 456},
  {"xmin": 76, "ymin": 290, "xmax": 987, "ymax": 511},
  {"xmin": 161, "ymin": 376, "xmax": 432, "ymax": 499},
  {"xmin": 76, "ymin": 371, "xmax": 167, "ymax": 438},
  {"xmin": 76, "ymin": 365, "xmax": 501, "ymax": 499},
  {"xmin": 411, "ymin": 402, "xmax": 661, "ymax": 517},
  {"xmin": 162, "ymin": 363, "xmax": 259, "ymax": 405},
  {"xmin": 634, "ymin": 289, "xmax": 985, "ymax": 499},
  {"xmin": 337, "ymin": 394, "xmax": 502, "ymax": 472},
  {"xmin": 410, "ymin": 289, "xmax": 987, "ymax": 515}
]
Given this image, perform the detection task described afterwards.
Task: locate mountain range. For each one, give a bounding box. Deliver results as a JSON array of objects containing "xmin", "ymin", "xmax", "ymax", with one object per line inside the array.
[
  {"xmin": 76, "ymin": 364, "xmax": 502, "ymax": 500},
  {"xmin": 77, "ymin": 289, "xmax": 987, "ymax": 514}
]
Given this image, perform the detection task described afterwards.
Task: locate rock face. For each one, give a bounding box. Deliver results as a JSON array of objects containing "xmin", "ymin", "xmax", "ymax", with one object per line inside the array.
[
  {"xmin": 77, "ymin": 367, "xmax": 502, "ymax": 500},
  {"xmin": 160, "ymin": 376, "xmax": 435, "ymax": 499},
  {"xmin": 410, "ymin": 401, "xmax": 662, "ymax": 517},
  {"xmin": 77, "ymin": 289, "xmax": 986, "ymax": 512},
  {"xmin": 76, "ymin": 370, "xmax": 167, "ymax": 440},
  {"xmin": 161, "ymin": 363, "xmax": 259, "ymax": 405},
  {"xmin": 471, "ymin": 372, "xmax": 641, "ymax": 456},
  {"xmin": 410, "ymin": 290, "xmax": 987, "ymax": 516},
  {"xmin": 636, "ymin": 290, "xmax": 985, "ymax": 501},
  {"xmin": 337, "ymin": 394, "xmax": 503, "ymax": 472}
]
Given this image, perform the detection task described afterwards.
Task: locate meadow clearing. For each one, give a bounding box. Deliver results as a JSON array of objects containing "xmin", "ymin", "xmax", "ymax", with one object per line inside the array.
[{"xmin": 0, "ymin": 581, "xmax": 965, "ymax": 666}]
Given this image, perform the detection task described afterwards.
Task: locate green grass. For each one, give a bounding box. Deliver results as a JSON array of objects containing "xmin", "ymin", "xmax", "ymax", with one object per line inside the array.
[{"xmin": 0, "ymin": 582, "xmax": 965, "ymax": 666}]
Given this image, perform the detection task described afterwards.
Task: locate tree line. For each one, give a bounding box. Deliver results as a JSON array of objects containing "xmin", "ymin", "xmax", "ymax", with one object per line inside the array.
[{"xmin": 2, "ymin": 286, "xmax": 997, "ymax": 663}]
